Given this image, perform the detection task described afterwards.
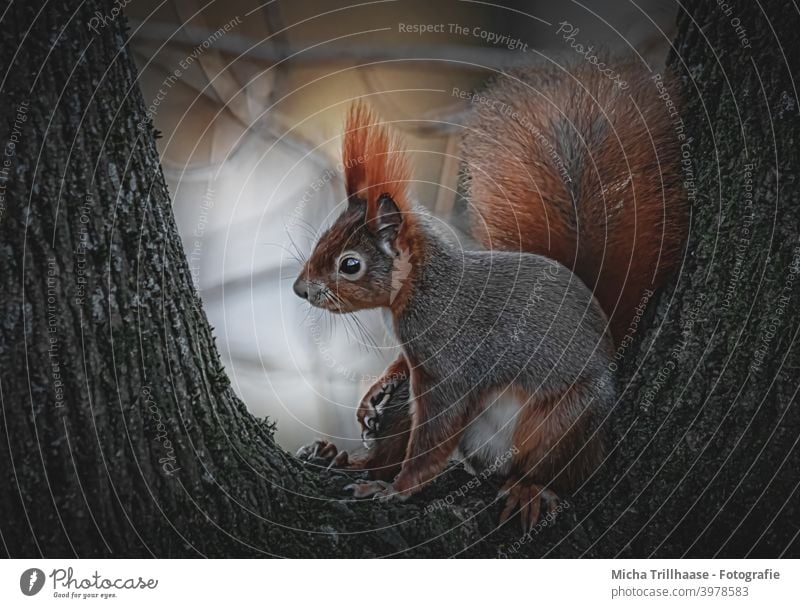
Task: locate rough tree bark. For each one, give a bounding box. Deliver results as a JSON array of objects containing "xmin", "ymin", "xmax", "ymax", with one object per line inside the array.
[{"xmin": 0, "ymin": 0, "xmax": 797, "ymax": 557}]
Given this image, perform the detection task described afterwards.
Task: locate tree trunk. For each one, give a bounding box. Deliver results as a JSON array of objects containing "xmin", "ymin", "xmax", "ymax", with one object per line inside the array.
[{"xmin": 0, "ymin": 0, "xmax": 797, "ymax": 558}]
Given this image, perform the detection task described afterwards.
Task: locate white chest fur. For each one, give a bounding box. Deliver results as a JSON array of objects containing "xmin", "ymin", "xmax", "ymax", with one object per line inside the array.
[{"xmin": 455, "ymin": 394, "xmax": 519, "ymax": 477}]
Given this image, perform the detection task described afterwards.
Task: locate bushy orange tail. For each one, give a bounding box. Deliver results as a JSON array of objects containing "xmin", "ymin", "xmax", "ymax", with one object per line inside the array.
[{"xmin": 461, "ymin": 60, "xmax": 687, "ymax": 342}]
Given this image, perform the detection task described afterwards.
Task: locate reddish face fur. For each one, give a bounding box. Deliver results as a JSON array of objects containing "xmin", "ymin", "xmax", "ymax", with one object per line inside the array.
[
  {"xmin": 294, "ymin": 102, "xmax": 421, "ymax": 314},
  {"xmin": 294, "ymin": 201, "xmax": 396, "ymax": 312}
]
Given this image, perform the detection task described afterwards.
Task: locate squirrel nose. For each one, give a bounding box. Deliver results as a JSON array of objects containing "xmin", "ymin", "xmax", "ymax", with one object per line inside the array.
[{"xmin": 293, "ymin": 277, "xmax": 309, "ymax": 299}]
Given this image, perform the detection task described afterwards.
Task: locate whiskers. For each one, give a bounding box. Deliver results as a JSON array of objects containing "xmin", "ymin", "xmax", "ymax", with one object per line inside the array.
[
  {"xmin": 285, "ymin": 230, "xmax": 308, "ymax": 267},
  {"xmin": 267, "ymin": 217, "xmax": 317, "ymax": 269},
  {"xmin": 320, "ymin": 289, "xmax": 380, "ymax": 352},
  {"xmin": 280, "ymin": 219, "xmax": 380, "ymax": 353},
  {"xmin": 267, "ymin": 220, "xmax": 317, "ymax": 279}
]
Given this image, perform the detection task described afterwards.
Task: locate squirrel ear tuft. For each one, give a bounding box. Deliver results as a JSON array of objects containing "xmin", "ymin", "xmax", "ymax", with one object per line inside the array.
[
  {"xmin": 347, "ymin": 195, "xmax": 367, "ymax": 213},
  {"xmin": 371, "ymin": 194, "xmax": 402, "ymax": 256},
  {"xmin": 342, "ymin": 101, "xmax": 411, "ymax": 217}
]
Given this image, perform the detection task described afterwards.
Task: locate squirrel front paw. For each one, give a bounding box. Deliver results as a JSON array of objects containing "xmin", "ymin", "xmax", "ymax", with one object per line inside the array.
[
  {"xmin": 344, "ymin": 479, "xmax": 409, "ymax": 502},
  {"xmin": 296, "ymin": 439, "xmax": 351, "ymax": 470},
  {"xmin": 356, "ymin": 379, "xmax": 400, "ymax": 446}
]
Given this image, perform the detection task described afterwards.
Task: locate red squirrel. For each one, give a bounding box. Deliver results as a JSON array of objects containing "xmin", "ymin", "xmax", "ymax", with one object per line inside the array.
[{"xmin": 294, "ymin": 59, "xmax": 686, "ymax": 531}]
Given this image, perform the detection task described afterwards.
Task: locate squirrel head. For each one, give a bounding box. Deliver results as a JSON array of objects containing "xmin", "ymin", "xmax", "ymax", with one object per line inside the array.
[{"xmin": 293, "ymin": 102, "xmax": 419, "ymax": 314}]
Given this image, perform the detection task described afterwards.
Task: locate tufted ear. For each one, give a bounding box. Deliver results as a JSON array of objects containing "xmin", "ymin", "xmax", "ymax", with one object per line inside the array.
[
  {"xmin": 342, "ymin": 102, "xmax": 416, "ymax": 258},
  {"xmin": 347, "ymin": 194, "xmax": 367, "ymax": 213},
  {"xmin": 371, "ymin": 194, "xmax": 402, "ymax": 256}
]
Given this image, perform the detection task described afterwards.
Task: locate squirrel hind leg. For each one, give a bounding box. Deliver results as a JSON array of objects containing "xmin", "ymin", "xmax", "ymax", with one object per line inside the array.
[
  {"xmin": 362, "ymin": 430, "xmax": 408, "ymax": 482},
  {"xmin": 498, "ymin": 385, "xmax": 603, "ymax": 531}
]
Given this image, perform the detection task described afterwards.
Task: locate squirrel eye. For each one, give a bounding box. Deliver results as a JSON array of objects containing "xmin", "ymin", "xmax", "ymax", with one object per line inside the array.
[
  {"xmin": 339, "ymin": 256, "xmax": 361, "ymax": 274},
  {"xmin": 336, "ymin": 251, "xmax": 365, "ymax": 280}
]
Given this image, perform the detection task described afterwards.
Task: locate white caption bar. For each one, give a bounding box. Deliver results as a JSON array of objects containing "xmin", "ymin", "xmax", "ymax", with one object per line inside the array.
[{"xmin": 0, "ymin": 559, "xmax": 796, "ymax": 607}]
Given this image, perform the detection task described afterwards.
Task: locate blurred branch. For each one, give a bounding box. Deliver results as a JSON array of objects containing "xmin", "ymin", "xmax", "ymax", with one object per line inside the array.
[{"xmin": 129, "ymin": 19, "xmax": 541, "ymax": 68}]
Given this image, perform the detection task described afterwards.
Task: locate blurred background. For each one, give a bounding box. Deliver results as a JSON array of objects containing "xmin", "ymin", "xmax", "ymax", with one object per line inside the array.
[{"xmin": 126, "ymin": 0, "xmax": 678, "ymax": 453}]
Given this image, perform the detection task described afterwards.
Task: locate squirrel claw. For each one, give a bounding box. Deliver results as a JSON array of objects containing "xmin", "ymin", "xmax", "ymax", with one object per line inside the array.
[
  {"xmin": 361, "ymin": 425, "xmax": 379, "ymax": 449},
  {"xmin": 297, "ymin": 439, "xmax": 349, "ymax": 469},
  {"xmin": 498, "ymin": 482, "xmax": 559, "ymax": 533},
  {"xmin": 296, "ymin": 439, "xmax": 334, "ymax": 461},
  {"xmin": 345, "ymin": 479, "xmax": 403, "ymax": 501},
  {"xmin": 326, "ymin": 450, "xmax": 350, "ymax": 470},
  {"xmin": 344, "ymin": 479, "xmax": 391, "ymax": 499},
  {"xmin": 357, "ymin": 381, "xmax": 397, "ymax": 440}
]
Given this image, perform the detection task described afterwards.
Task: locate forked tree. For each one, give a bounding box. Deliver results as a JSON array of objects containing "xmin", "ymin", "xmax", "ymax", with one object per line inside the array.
[{"xmin": 0, "ymin": 0, "xmax": 797, "ymax": 557}]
